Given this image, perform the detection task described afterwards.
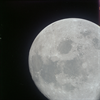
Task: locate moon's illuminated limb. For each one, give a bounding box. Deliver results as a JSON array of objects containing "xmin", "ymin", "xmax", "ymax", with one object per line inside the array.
[{"xmin": 29, "ymin": 18, "xmax": 100, "ymax": 100}]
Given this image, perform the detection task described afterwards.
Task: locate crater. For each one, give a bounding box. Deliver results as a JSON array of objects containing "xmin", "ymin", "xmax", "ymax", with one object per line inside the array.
[{"xmin": 57, "ymin": 39, "xmax": 73, "ymax": 54}]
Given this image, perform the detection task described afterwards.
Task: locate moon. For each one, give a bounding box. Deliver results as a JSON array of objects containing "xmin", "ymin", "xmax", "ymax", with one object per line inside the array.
[{"xmin": 28, "ymin": 18, "xmax": 100, "ymax": 100}]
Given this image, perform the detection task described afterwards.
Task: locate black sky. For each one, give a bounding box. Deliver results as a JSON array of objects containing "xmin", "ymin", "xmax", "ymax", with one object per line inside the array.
[{"xmin": 2, "ymin": 0, "xmax": 99, "ymax": 100}]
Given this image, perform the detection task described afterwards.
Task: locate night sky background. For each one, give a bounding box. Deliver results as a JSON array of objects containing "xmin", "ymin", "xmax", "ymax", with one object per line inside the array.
[{"xmin": 1, "ymin": 0, "xmax": 99, "ymax": 100}]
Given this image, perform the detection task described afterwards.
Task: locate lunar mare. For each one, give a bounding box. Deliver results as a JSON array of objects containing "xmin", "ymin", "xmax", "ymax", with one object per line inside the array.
[{"xmin": 29, "ymin": 18, "xmax": 100, "ymax": 100}]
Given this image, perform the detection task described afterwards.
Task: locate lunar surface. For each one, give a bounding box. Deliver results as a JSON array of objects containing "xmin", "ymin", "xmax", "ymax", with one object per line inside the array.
[{"xmin": 28, "ymin": 18, "xmax": 100, "ymax": 100}]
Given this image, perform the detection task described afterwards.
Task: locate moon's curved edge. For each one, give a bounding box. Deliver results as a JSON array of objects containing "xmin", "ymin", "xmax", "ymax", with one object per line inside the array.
[
  {"xmin": 28, "ymin": 18, "xmax": 100, "ymax": 59},
  {"xmin": 28, "ymin": 18, "xmax": 100, "ymax": 100}
]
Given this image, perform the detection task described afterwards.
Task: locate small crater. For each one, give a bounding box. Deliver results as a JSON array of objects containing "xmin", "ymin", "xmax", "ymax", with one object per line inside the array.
[{"xmin": 57, "ymin": 39, "xmax": 73, "ymax": 54}]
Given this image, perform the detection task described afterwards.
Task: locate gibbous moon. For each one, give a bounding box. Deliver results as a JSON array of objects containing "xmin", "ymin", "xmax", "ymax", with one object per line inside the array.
[{"xmin": 28, "ymin": 18, "xmax": 100, "ymax": 100}]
